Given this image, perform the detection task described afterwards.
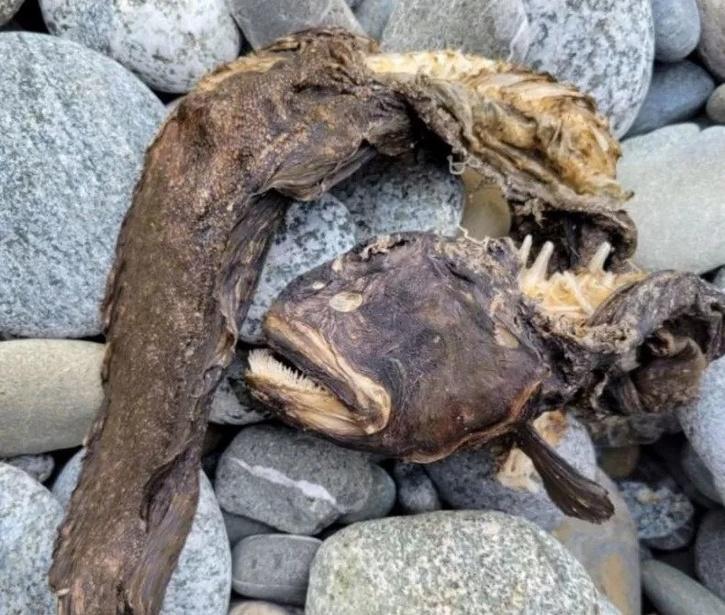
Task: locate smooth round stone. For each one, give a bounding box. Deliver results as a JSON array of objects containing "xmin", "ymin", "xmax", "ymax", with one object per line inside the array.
[
  {"xmin": 53, "ymin": 450, "xmax": 231, "ymax": 615},
  {"xmin": 628, "ymin": 61, "xmax": 714, "ymax": 136},
  {"xmin": 681, "ymin": 442, "xmax": 722, "ymax": 504},
  {"xmin": 707, "ymin": 85, "xmax": 725, "ymax": 124},
  {"xmin": 40, "ymin": 0, "xmax": 241, "ymax": 93},
  {"xmin": 229, "ymin": 601, "xmax": 303, "ymax": 615},
  {"xmin": 0, "ymin": 340, "xmax": 104, "ymax": 456},
  {"xmin": 0, "ymin": 463, "xmax": 64, "ymax": 614},
  {"xmin": 382, "ymin": 0, "xmax": 531, "ymax": 62},
  {"xmin": 232, "ymin": 534, "xmax": 321, "ymax": 605},
  {"xmin": 3, "ymin": 453, "xmax": 55, "ymax": 483},
  {"xmin": 523, "ymin": 0, "xmax": 654, "ymax": 137},
  {"xmin": 354, "ymin": 0, "xmax": 394, "ymax": 40},
  {"xmin": 215, "ymin": 424, "xmax": 377, "ymax": 535},
  {"xmin": 230, "ymin": 0, "xmax": 363, "ymax": 49},
  {"xmin": 697, "ymin": 0, "xmax": 725, "ymax": 82},
  {"xmin": 392, "ymin": 461, "xmax": 441, "ymax": 514},
  {"xmin": 307, "ymin": 511, "xmax": 612, "ymax": 615},
  {"xmin": 331, "ymin": 151, "xmax": 465, "ymax": 242},
  {"xmin": 0, "ymin": 32, "xmax": 165, "ymax": 338},
  {"xmin": 552, "ymin": 472, "xmax": 640, "ymax": 615},
  {"xmin": 695, "ymin": 510, "xmax": 725, "ymax": 600},
  {"xmin": 223, "ymin": 511, "xmax": 275, "ymax": 546},
  {"xmin": 678, "ymin": 358, "xmax": 725, "ymax": 503},
  {"xmin": 339, "ymin": 465, "xmax": 396, "ymax": 524},
  {"xmin": 651, "ymin": 0, "xmax": 701, "ymax": 62},
  {"xmin": 0, "ymin": 0, "xmax": 23, "ymax": 25},
  {"xmin": 240, "ymin": 195, "xmax": 356, "ymax": 343},
  {"xmin": 642, "ymin": 559, "xmax": 725, "ymax": 615},
  {"xmin": 619, "ymin": 124, "xmax": 725, "ymax": 273},
  {"xmin": 427, "ymin": 412, "xmax": 597, "ymax": 530}
]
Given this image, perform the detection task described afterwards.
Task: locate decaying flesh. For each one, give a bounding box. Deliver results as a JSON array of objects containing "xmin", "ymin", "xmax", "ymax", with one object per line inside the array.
[
  {"xmin": 247, "ymin": 232, "xmax": 725, "ymax": 521},
  {"xmin": 51, "ymin": 29, "xmax": 642, "ymax": 614}
]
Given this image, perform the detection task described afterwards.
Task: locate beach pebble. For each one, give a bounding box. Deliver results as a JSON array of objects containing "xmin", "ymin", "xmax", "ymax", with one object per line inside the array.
[
  {"xmin": 215, "ymin": 424, "xmax": 377, "ymax": 534},
  {"xmin": 230, "ymin": 0, "xmax": 363, "ymax": 49},
  {"xmin": 0, "ymin": 0, "xmax": 23, "ymax": 25},
  {"xmin": 354, "ymin": 0, "xmax": 394, "ymax": 39},
  {"xmin": 695, "ymin": 510, "xmax": 725, "ymax": 601},
  {"xmin": 642, "ymin": 559, "xmax": 725, "ymax": 615},
  {"xmin": 619, "ymin": 124, "xmax": 725, "ymax": 273},
  {"xmin": 229, "ymin": 601, "xmax": 303, "ymax": 615},
  {"xmin": 651, "ymin": 0, "xmax": 701, "ymax": 62},
  {"xmin": 382, "ymin": 0, "xmax": 530, "ymax": 62},
  {"xmin": 0, "ymin": 463, "xmax": 63, "ymax": 614},
  {"xmin": 223, "ymin": 512, "xmax": 275, "ymax": 546},
  {"xmin": 707, "ymin": 85, "xmax": 725, "ymax": 124},
  {"xmin": 523, "ymin": 0, "xmax": 654, "ymax": 136},
  {"xmin": 628, "ymin": 61, "xmax": 714, "ymax": 136},
  {"xmin": 392, "ymin": 462, "xmax": 441, "ymax": 514},
  {"xmin": 232, "ymin": 534, "xmax": 321, "ymax": 605},
  {"xmin": 240, "ymin": 195, "xmax": 356, "ymax": 343},
  {"xmin": 0, "ymin": 340, "xmax": 104, "ymax": 457},
  {"xmin": 331, "ymin": 151, "xmax": 465, "ymax": 242},
  {"xmin": 53, "ymin": 450, "xmax": 231, "ymax": 615},
  {"xmin": 3, "ymin": 454, "xmax": 55, "ymax": 483},
  {"xmin": 681, "ymin": 442, "xmax": 722, "ymax": 504},
  {"xmin": 40, "ymin": 0, "xmax": 241, "ymax": 93},
  {"xmin": 0, "ymin": 32, "xmax": 164, "ymax": 338},
  {"xmin": 339, "ymin": 464, "xmax": 396, "ymax": 524},
  {"xmin": 696, "ymin": 0, "xmax": 725, "ymax": 82},
  {"xmin": 306, "ymin": 510, "xmax": 613, "ymax": 614}
]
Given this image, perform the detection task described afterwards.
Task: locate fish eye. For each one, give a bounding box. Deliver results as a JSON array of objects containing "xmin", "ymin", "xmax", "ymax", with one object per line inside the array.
[{"xmin": 329, "ymin": 291, "xmax": 363, "ymax": 312}]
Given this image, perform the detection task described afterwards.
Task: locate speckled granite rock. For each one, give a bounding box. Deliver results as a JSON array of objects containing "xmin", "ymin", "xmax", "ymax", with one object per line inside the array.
[
  {"xmin": 3, "ymin": 454, "xmax": 55, "ymax": 483},
  {"xmin": 0, "ymin": 0, "xmax": 23, "ymax": 25},
  {"xmin": 0, "ymin": 32, "xmax": 164, "ymax": 338},
  {"xmin": 707, "ymin": 85, "xmax": 725, "ymax": 124},
  {"xmin": 523, "ymin": 0, "xmax": 654, "ymax": 136},
  {"xmin": 306, "ymin": 511, "xmax": 614, "ymax": 615},
  {"xmin": 40, "ymin": 0, "xmax": 241, "ymax": 92},
  {"xmin": 0, "ymin": 340, "xmax": 104, "ymax": 456},
  {"xmin": 53, "ymin": 450, "xmax": 231, "ymax": 615},
  {"xmin": 651, "ymin": 0, "xmax": 701, "ymax": 62},
  {"xmin": 339, "ymin": 464, "xmax": 396, "ymax": 524},
  {"xmin": 695, "ymin": 510, "xmax": 725, "ymax": 601},
  {"xmin": 696, "ymin": 0, "xmax": 725, "ymax": 82},
  {"xmin": 354, "ymin": 0, "xmax": 394, "ymax": 39},
  {"xmin": 215, "ymin": 424, "xmax": 377, "ymax": 534},
  {"xmin": 231, "ymin": 0, "xmax": 363, "ymax": 49},
  {"xmin": 642, "ymin": 559, "xmax": 725, "ymax": 615},
  {"xmin": 0, "ymin": 463, "xmax": 63, "ymax": 614},
  {"xmin": 240, "ymin": 195, "xmax": 356, "ymax": 343},
  {"xmin": 392, "ymin": 462, "xmax": 441, "ymax": 514},
  {"xmin": 382, "ymin": 0, "xmax": 530, "ymax": 62}
]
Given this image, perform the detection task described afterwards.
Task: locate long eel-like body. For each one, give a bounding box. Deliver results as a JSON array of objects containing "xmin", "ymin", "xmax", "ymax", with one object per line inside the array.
[{"xmin": 50, "ymin": 29, "xmax": 635, "ymax": 614}]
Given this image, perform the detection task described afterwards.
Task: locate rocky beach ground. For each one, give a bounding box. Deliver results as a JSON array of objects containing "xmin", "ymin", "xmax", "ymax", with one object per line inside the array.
[{"xmin": 2, "ymin": 1, "xmax": 725, "ymax": 614}]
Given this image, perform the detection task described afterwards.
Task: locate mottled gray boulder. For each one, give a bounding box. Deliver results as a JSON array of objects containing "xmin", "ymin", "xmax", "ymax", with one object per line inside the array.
[
  {"xmin": 642, "ymin": 559, "xmax": 725, "ymax": 615},
  {"xmin": 392, "ymin": 462, "xmax": 441, "ymax": 513},
  {"xmin": 231, "ymin": 0, "xmax": 363, "ymax": 49},
  {"xmin": 354, "ymin": 0, "xmax": 395, "ymax": 39},
  {"xmin": 338, "ymin": 464, "xmax": 396, "ymax": 524},
  {"xmin": 40, "ymin": 0, "xmax": 241, "ymax": 92},
  {"xmin": 651, "ymin": 0, "xmax": 701, "ymax": 61},
  {"xmin": 240, "ymin": 196, "xmax": 356, "ymax": 343},
  {"xmin": 232, "ymin": 534, "xmax": 321, "ymax": 605},
  {"xmin": 0, "ymin": 340, "xmax": 104, "ymax": 456},
  {"xmin": 306, "ymin": 511, "xmax": 613, "ymax": 615},
  {"xmin": 382, "ymin": 0, "xmax": 530, "ymax": 62},
  {"xmin": 619, "ymin": 124, "xmax": 725, "ymax": 273},
  {"xmin": 697, "ymin": 0, "xmax": 725, "ymax": 82},
  {"xmin": 523, "ymin": 0, "xmax": 654, "ymax": 136},
  {"xmin": 628, "ymin": 61, "xmax": 714, "ymax": 136},
  {"xmin": 0, "ymin": 33, "xmax": 165, "ymax": 338},
  {"xmin": 0, "ymin": 0, "xmax": 23, "ymax": 25},
  {"xmin": 707, "ymin": 85, "xmax": 725, "ymax": 124},
  {"xmin": 331, "ymin": 152, "xmax": 465, "ymax": 242},
  {"xmin": 53, "ymin": 450, "xmax": 231, "ymax": 615},
  {"xmin": 215, "ymin": 424, "xmax": 377, "ymax": 534},
  {"xmin": 681, "ymin": 442, "xmax": 722, "ymax": 504},
  {"xmin": 3, "ymin": 453, "xmax": 55, "ymax": 483},
  {"xmin": 0, "ymin": 463, "xmax": 63, "ymax": 614}
]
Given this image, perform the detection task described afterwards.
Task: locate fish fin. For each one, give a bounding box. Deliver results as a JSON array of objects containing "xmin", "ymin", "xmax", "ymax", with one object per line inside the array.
[{"xmin": 515, "ymin": 422, "xmax": 614, "ymax": 523}]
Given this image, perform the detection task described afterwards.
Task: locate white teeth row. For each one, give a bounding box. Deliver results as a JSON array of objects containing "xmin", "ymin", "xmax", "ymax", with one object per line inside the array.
[
  {"xmin": 517, "ymin": 235, "xmax": 612, "ymax": 285},
  {"xmin": 248, "ymin": 349, "xmax": 325, "ymax": 393}
]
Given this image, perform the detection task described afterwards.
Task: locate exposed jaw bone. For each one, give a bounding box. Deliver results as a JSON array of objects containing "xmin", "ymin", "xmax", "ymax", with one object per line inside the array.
[{"xmin": 518, "ymin": 236, "xmax": 645, "ymax": 322}]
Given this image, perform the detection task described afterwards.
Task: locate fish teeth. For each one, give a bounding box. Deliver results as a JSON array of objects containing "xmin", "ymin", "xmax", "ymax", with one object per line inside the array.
[
  {"xmin": 248, "ymin": 349, "xmax": 324, "ymax": 393},
  {"xmin": 587, "ymin": 241, "xmax": 611, "ymax": 274}
]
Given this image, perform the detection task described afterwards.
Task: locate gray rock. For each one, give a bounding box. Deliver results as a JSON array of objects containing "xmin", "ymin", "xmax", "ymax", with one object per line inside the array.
[
  {"xmin": 3, "ymin": 453, "xmax": 55, "ymax": 483},
  {"xmin": 0, "ymin": 340, "xmax": 104, "ymax": 456},
  {"xmin": 715, "ymin": 267, "xmax": 725, "ymax": 290},
  {"xmin": 40, "ymin": 0, "xmax": 241, "ymax": 93},
  {"xmin": 651, "ymin": 0, "xmax": 701, "ymax": 62},
  {"xmin": 619, "ymin": 124, "xmax": 725, "ymax": 273},
  {"xmin": 240, "ymin": 195, "xmax": 356, "ymax": 343},
  {"xmin": 232, "ymin": 534, "xmax": 321, "ymax": 605},
  {"xmin": 642, "ymin": 559, "xmax": 725, "ymax": 615},
  {"xmin": 695, "ymin": 510, "xmax": 725, "ymax": 600},
  {"xmin": 331, "ymin": 151, "xmax": 465, "ymax": 242},
  {"xmin": 679, "ymin": 358, "xmax": 725, "ymax": 503},
  {"xmin": 223, "ymin": 511, "xmax": 275, "ymax": 546},
  {"xmin": 229, "ymin": 600, "xmax": 303, "ymax": 615},
  {"xmin": 552, "ymin": 472, "xmax": 641, "ymax": 615},
  {"xmin": 523, "ymin": 0, "xmax": 654, "ymax": 137},
  {"xmin": 697, "ymin": 0, "xmax": 725, "ymax": 82},
  {"xmin": 339, "ymin": 464, "xmax": 396, "ymax": 524},
  {"xmin": 230, "ymin": 0, "xmax": 363, "ymax": 49},
  {"xmin": 681, "ymin": 442, "xmax": 722, "ymax": 504},
  {"xmin": 0, "ymin": 32, "xmax": 165, "ymax": 338},
  {"xmin": 0, "ymin": 0, "xmax": 23, "ymax": 25},
  {"xmin": 382, "ymin": 0, "xmax": 530, "ymax": 62},
  {"xmin": 355, "ymin": 0, "xmax": 395, "ymax": 39},
  {"xmin": 0, "ymin": 463, "xmax": 63, "ymax": 614},
  {"xmin": 215, "ymin": 424, "xmax": 377, "ymax": 534},
  {"xmin": 628, "ymin": 61, "xmax": 714, "ymax": 136},
  {"xmin": 392, "ymin": 461, "xmax": 441, "ymax": 514},
  {"xmin": 210, "ymin": 354, "xmax": 267, "ymax": 426},
  {"xmin": 707, "ymin": 85, "xmax": 725, "ymax": 124},
  {"xmin": 307, "ymin": 510, "xmax": 613, "ymax": 615},
  {"xmin": 427, "ymin": 412, "xmax": 597, "ymax": 530},
  {"xmin": 53, "ymin": 450, "xmax": 231, "ymax": 615}
]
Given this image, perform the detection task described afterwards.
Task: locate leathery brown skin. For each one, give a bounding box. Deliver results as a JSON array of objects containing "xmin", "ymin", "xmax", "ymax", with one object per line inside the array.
[{"xmin": 50, "ymin": 28, "xmax": 643, "ymax": 614}]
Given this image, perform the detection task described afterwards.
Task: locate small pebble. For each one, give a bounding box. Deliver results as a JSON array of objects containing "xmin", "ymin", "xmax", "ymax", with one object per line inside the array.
[
  {"xmin": 229, "ymin": 600, "xmax": 303, "ymax": 615},
  {"xmin": 3, "ymin": 454, "xmax": 55, "ymax": 483},
  {"xmin": 641, "ymin": 559, "xmax": 725, "ymax": 615},
  {"xmin": 392, "ymin": 462, "xmax": 441, "ymax": 514},
  {"xmin": 0, "ymin": 0, "xmax": 23, "ymax": 25},
  {"xmin": 598, "ymin": 445, "xmax": 640, "ymax": 479},
  {"xmin": 706, "ymin": 85, "xmax": 725, "ymax": 124},
  {"xmin": 339, "ymin": 464, "xmax": 396, "ymax": 524},
  {"xmin": 681, "ymin": 441, "xmax": 722, "ymax": 504},
  {"xmin": 650, "ymin": 0, "xmax": 701, "ymax": 62},
  {"xmin": 697, "ymin": 0, "xmax": 725, "ymax": 82},
  {"xmin": 695, "ymin": 510, "xmax": 725, "ymax": 601},
  {"xmin": 223, "ymin": 511, "xmax": 276, "ymax": 546}
]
